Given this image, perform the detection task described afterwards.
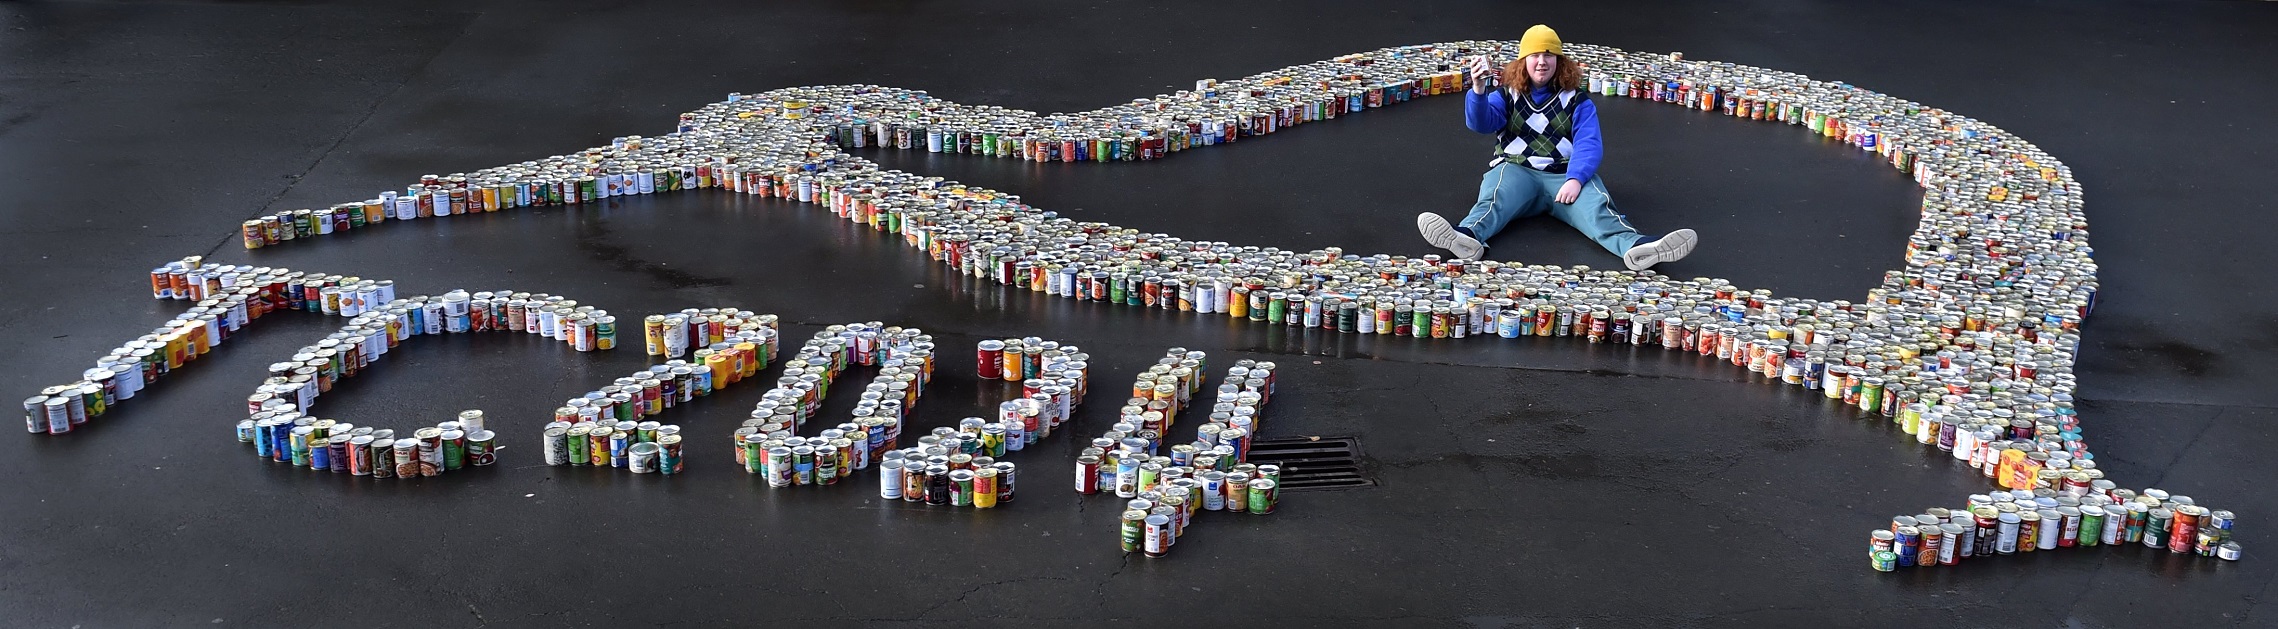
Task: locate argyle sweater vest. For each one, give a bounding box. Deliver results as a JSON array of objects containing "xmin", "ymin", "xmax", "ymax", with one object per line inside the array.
[{"xmin": 1495, "ymin": 88, "xmax": 1586, "ymax": 173}]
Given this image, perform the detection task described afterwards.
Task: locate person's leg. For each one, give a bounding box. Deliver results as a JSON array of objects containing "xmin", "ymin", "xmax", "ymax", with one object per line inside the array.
[
  {"xmin": 1542, "ymin": 171, "xmax": 1645, "ymax": 255},
  {"xmin": 1459, "ymin": 162, "xmax": 1549, "ymax": 241},
  {"xmin": 1421, "ymin": 162, "xmax": 1545, "ymax": 259},
  {"xmin": 1541, "ymin": 171, "xmax": 1697, "ymax": 270}
]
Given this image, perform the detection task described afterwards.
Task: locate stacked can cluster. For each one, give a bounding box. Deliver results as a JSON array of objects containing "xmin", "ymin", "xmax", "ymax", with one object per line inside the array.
[
  {"xmin": 245, "ymin": 288, "xmax": 617, "ymax": 421},
  {"xmin": 542, "ymin": 419, "xmax": 683, "ymax": 474},
  {"xmin": 185, "ymin": 37, "xmax": 2189, "ymax": 558},
  {"xmin": 875, "ymin": 426, "xmax": 1023, "ymax": 508},
  {"xmin": 209, "ymin": 43, "xmax": 2100, "ymax": 506},
  {"xmin": 240, "ymin": 408, "xmax": 496, "ymax": 477},
  {"xmin": 738, "ymin": 323, "xmax": 935, "ymax": 486},
  {"xmin": 1870, "ymin": 487, "xmax": 2243, "ymax": 571},
  {"xmin": 543, "ymin": 309, "xmax": 780, "ymax": 475},
  {"xmin": 641, "ymin": 309, "xmax": 781, "ymax": 361},
  {"xmin": 229, "ymin": 39, "xmax": 1491, "ymax": 249},
  {"xmin": 1073, "ymin": 350, "xmax": 1283, "ymax": 557},
  {"xmin": 237, "ymin": 171, "xmax": 617, "ymax": 250},
  {"xmin": 25, "ymin": 256, "xmax": 335, "ymax": 435},
  {"xmin": 864, "ymin": 337, "xmax": 1088, "ymax": 508}
]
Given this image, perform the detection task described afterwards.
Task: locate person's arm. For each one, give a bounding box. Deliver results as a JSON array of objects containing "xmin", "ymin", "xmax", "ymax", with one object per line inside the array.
[
  {"xmin": 1565, "ymin": 98, "xmax": 1604, "ymax": 184},
  {"xmin": 1464, "ymin": 89, "xmax": 1509, "ymax": 135}
]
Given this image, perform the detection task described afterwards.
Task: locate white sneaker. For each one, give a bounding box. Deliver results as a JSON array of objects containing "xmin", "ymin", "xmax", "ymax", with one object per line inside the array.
[
  {"xmin": 1623, "ymin": 228, "xmax": 1697, "ymax": 271},
  {"xmin": 1417, "ymin": 213, "xmax": 1484, "ymax": 260}
]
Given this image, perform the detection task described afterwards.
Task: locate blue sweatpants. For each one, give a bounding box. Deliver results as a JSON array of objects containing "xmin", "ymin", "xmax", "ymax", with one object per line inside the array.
[{"xmin": 1459, "ymin": 162, "xmax": 1643, "ymax": 256}]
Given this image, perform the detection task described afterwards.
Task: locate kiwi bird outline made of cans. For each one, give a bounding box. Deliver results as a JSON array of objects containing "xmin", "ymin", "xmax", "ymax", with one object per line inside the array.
[{"xmin": 39, "ymin": 40, "xmax": 2217, "ymax": 569}]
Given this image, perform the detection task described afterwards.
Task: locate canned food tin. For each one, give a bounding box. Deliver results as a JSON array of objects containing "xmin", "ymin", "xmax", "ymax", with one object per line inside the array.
[
  {"xmin": 627, "ymin": 441, "xmax": 662, "ymax": 473},
  {"xmin": 392, "ymin": 438, "xmax": 419, "ymax": 477},
  {"xmin": 466, "ymin": 430, "xmax": 496, "ymax": 466}
]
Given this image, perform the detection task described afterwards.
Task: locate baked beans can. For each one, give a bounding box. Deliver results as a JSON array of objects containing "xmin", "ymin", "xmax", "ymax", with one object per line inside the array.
[
  {"xmin": 392, "ymin": 438, "xmax": 419, "ymax": 477},
  {"xmin": 415, "ymin": 427, "xmax": 444, "ymax": 476}
]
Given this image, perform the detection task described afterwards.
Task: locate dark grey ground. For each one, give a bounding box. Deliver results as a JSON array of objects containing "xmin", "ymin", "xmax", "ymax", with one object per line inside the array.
[{"xmin": 1, "ymin": 1, "xmax": 2274, "ymax": 627}]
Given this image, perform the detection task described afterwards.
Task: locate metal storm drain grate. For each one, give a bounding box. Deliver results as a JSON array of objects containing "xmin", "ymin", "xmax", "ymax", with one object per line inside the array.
[{"xmin": 1245, "ymin": 436, "xmax": 1373, "ymax": 489}]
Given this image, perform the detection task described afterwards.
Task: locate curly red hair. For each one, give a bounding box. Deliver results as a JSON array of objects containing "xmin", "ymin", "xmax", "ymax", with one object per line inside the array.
[{"xmin": 1501, "ymin": 53, "xmax": 1583, "ymax": 93}]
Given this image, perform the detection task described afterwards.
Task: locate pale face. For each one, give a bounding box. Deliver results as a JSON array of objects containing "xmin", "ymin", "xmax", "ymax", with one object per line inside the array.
[{"xmin": 1524, "ymin": 52, "xmax": 1557, "ymax": 86}]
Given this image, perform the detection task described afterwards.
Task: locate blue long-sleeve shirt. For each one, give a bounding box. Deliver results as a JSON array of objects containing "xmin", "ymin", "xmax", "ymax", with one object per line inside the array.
[{"xmin": 1465, "ymin": 86, "xmax": 1602, "ymax": 185}]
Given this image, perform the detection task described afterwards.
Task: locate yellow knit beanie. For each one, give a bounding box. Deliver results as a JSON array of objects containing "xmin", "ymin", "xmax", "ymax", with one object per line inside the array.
[{"xmin": 1517, "ymin": 24, "xmax": 1562, "ymax": 59}]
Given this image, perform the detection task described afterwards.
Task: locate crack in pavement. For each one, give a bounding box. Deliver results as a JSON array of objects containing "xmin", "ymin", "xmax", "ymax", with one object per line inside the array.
[
  {"xmin": 907, "ymin": 576, "xmax": 1072, "ymax": 621},
  {"xmin": 2143, "ymin": 406, "xmax": 2224, "ymax": 488}
]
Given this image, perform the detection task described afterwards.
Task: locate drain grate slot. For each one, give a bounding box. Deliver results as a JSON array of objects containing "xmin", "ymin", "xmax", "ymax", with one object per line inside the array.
[{"xmin": 1246, "ymin": 436, "xmax": 1373, "ymax": 489}]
